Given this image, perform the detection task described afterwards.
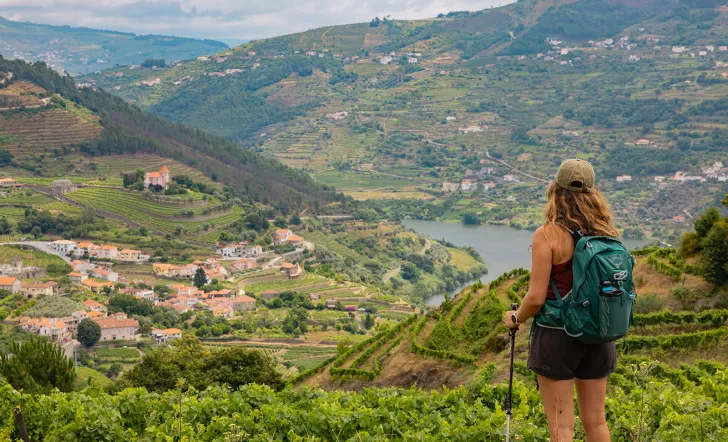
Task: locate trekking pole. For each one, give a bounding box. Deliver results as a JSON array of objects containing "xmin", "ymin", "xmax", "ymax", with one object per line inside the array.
[{"xmin": 506, "ymin": 303, "xmax": 518, "ymax": 442}]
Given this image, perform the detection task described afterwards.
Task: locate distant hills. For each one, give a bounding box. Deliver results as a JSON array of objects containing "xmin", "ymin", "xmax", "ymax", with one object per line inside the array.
[
  {"xmin": 81, "ymin": 1, "xmax": 728, "ymax": 228},
  {"xmin": 0, "ymin": 16, "xmax": 228, "ymax": 74}
]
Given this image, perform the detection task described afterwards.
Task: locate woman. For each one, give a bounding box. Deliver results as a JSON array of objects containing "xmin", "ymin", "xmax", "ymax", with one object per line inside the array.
[{"xmin": 504, "ymin": 159, "xmax": 618, "ymax": 442}]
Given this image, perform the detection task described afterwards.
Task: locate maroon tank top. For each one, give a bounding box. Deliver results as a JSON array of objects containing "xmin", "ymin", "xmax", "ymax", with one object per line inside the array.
[{"xmin": 547, "ymin": 259, "xmax": 573, "ymax": 300}]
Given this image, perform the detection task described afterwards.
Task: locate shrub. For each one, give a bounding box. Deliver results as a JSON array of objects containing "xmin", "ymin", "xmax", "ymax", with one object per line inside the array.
[{"xmin": 635, "ymin": 294, "xmax": 666, "ymax": 314}]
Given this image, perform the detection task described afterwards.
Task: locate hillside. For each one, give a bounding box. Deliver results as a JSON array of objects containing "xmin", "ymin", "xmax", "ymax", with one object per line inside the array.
[
  {"xmin": 83, "ymin": 0, "xmax": 728, "ymax": 242},
  {"xmin": 3, "ymin": 258, "xmax": 727, "ymax": 440},
  {"xmin": 0, "ymin": 16, "xmax": 227, "ymax": 74},
  {"xmin": 296, "ymin": 249, "xmax": 728, "ymax": 393},
  {"xmin": 0, "ymin": 56, "xmax": 339, "ymax": 212}
]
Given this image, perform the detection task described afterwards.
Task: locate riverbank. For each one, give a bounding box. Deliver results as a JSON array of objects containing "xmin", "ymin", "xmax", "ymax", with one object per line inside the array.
[{"xmin": 404, "ymin": 220, "xmax": 652, "ymax": 306}]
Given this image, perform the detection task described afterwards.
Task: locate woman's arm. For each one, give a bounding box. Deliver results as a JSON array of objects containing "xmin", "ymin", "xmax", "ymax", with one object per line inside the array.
[{"xmin": 504, "ymin": 227, "xmax": 553, "ymax": 328}]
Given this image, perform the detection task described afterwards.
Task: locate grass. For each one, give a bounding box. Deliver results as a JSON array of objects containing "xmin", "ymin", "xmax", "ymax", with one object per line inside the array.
[
  {"xmin": 94, "ymin": 348, "xmax": 139, "ymax": 359},
  {"xmin": 75, "ymin": 367, "xmax": 112, "ymax": 388},
  {"xmin": 244, "ymin": 274, "xmax": 330, "ymax": 293},
  {"xmin": 448, "ymin": 248, "xmax": 480, "ymax": 272},
  {"xmin": 0, "ymin": 245, "xmax": 69, "ymax": 269}
]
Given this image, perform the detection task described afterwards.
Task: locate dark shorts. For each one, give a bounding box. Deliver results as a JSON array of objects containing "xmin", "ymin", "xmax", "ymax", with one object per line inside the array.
[{"xmin": 528, "ymin": 325, "xmax": 617, "ymax": 381}]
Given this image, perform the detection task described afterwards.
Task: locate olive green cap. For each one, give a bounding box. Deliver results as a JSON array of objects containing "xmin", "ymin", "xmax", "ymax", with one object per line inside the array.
[{"xmin": 555, "ymin": 159, "xmax": 595, "ymax": 193}]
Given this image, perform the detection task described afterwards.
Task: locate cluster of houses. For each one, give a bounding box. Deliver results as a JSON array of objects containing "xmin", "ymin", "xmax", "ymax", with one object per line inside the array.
[
  {"xmin": 153, "ymin": 258, "xmax": 229, "ymax": 281},
  {"xmin": 18, "ymin": 299, "xmax": 138, "ymax": 343},
  {"xmin": 620, "ymin": 162, "xmax": 728, "ymax": 187},
  {"xmin": 442, "ymin": 167, "xmax": 511, "ymax": 193},
  {"xmin": 50, "ymin": 240, "xmax": 150, "ymax": 262}
]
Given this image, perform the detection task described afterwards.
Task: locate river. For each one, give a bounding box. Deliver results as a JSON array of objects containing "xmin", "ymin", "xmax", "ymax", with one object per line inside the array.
[{"xmin": 402, "ymin": 220, "xmax": 651, "ymax": 306}]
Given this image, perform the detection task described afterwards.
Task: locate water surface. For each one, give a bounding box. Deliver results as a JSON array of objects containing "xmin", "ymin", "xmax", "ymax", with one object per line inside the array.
[{"xmin": 402, "ymin": 220, "xmax": 651, "ymax": 306}]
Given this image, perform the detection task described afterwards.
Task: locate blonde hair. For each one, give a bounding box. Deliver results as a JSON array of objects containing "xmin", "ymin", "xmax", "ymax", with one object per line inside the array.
[{"xmin": 544, "ymin": 182, "xmax": 619, "ymax": 238}]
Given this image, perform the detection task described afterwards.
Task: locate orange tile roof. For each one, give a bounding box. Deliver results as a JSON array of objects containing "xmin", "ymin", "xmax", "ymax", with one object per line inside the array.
[
  {"xmin": 0, "ymin": 177, "xmax": 15, "ymax": 183},
  {"xmin": 93, "ymin": 317, "xmax": 139, "ymax": 329},
  {"xmin": 280, "ymin": 262, "xmax": 297, "ymax": 269},
  {"xmin": 162, "ymin": 328, "xmax": 181, "ymax": 335},
  {"xmin": 159, "ymin": 165, "xmax": 169, "ymax": 172},
  {"xmin": 82, "ymin": 299, "xmax": 104, "ymax": 307},
  {"xmin": 87, "ymin": 311, "xmax": 104, "ymax": 318},
  {"xmin": 0, "ymin": 276, "xmax": 18, "ymax": 286},
  {"xmin": 275, "ymin": 229, "xmax": 291, "ymax": 236},
  {"xmin": 21, "ymin": 282, "xmax": 56, "ymax": 289},
  {"xmin": 288, "ymin": 234, "xmax": 304, "ymax": 242},
  {"xmin": 76, "ymin": 242, "xmax": 94, "ymax": 248},
  {"xmin": 100, "ymin": 245, "xmax": 117, "ymax": 250},
  {"xmin": 121, "ymin": 249, "xmax": 141, "ymax": 254},
  {"xmin": 232, "ymin": 295, "xmax": 256, "ymax": 303}
]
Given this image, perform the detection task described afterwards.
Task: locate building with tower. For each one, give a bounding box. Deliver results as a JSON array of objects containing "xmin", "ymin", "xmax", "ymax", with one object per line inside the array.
[{"xmin": 144, "ymin": 165, "xmax": 170, "ymax": 188}]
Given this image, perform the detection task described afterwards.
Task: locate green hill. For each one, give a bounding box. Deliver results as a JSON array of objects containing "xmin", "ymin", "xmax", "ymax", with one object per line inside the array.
[
  {"xmin": 294, "ymin": 235, "xmax": 728, "ymax": 389},
  {"xmin": 0, "ymin": 16, "xmax": 227, "ymax": 74},
  {"xmin": 0, "ymin": 56, "xmax": 339, "ymax": 212},
  {"xmin": 83, "ymin": 0, "xmax": 728, "ymax": 241}
]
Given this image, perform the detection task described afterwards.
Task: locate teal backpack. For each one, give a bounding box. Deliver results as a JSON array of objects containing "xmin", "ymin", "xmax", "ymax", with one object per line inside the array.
[{"xmin": 534, "ymin": 228, "xmax": 636, "ymax": 344}]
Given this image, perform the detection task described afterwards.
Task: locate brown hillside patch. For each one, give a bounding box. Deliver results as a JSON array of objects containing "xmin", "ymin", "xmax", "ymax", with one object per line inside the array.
[
  {"xmin": 633, "ymin": 256, "xmax": 714, "ymax": 301},
  {"xmin": 363, "ymin": 33, "xmax": 389, "ymax": 47},
  {"xmin": 455, "ymin": 288, "xmax": 487, "ymax": 328},
  {"xmin": 0, "ymin": 108, "xmax": 102, "ymax": 156},
  {"xmin": 5, "ymin": 80, "xmax": 46, "ymax": 95},
  {"xmin": 494, "ymin": 279, "xmax": 518, "ymax": 305}
]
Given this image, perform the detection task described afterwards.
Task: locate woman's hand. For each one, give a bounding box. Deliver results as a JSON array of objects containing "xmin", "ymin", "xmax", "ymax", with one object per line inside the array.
[{"xmin": 504, "ymin": 310, "xmax": 519, "ymax": 329}]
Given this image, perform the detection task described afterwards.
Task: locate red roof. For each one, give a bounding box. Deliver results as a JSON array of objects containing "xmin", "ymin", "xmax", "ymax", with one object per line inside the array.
[
  {"xmin": 232, "ymin": 295, "xmax": 256, "ymax": 303},
  {"xmin": 159, "ymin": 165, "xmax": 169, "ymax": 172}
]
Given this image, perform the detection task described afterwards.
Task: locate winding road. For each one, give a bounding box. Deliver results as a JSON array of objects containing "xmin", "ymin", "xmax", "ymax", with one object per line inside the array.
[
  {"xmin": 486, "ymin": 151, "xmax": 550, "ymax": 184},
  {"xmin": 0, "ymin": 241, "xmax": 72, "ymax": 263}
]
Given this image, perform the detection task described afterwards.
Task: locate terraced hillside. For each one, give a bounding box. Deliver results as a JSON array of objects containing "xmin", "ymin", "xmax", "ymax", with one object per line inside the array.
[
  {"xmin": 0, "ymin": 57, "xmax": 341, "ymax": 212},
  {"xmin": 84, "ymin": 0, "xmax": 728, "ymax": 240},
  {"xmin": 296, "ymin": 253, "xmax": 728, "ymax": 391}
]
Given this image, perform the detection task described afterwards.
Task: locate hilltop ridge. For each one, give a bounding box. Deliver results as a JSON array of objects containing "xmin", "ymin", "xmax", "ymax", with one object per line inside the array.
[{"xmin": 0, "ymin": 16, "xmax": 227, "ymax": 74}]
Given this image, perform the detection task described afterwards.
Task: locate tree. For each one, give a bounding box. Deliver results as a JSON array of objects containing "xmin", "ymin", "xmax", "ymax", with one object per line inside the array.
[
  {"xmin": 273, "ymin": 217, "xmax": 287, "ymax": 228},
  {"xmin": 107, "ymin": 362, "xmax": 123, "ymax": 378},
  {"xmin": 0, "ymin": 336, "xmax": 75, "ymax": 394},
  {"xmin": 694, "ymin": 207, "xmax": 720, "ymax": 241},
  {"xmin": 700, "ymin": 219, "xmax": 728, "ymax": 285},
  {"xmin": 77, "ymin": 318, "xmax": 101, "ymax": 347},
  {"xmin": 289, "ymin": 214, "xmax": 302, "ymax": 225},
  {"xmin": 193, "ymin": 347, "xmax": 283, "ymax": 391},
  {"xmin": 194, "ymin": 267, "xmax": 207, "ymax": 289},
  {"xmin": 31, "ymin": 226, "xmax": 42, "ymax": 238},
  {"xmin": 401, "ymin": 262, "xmax": 421, "ymax": 281},
  {"xmin": 363, "ymin": 313, "xmax": 375, "ymax": 330},
  {"xmin": 244, "ymin": 212, "xmax": 269, "ymax": 231}
]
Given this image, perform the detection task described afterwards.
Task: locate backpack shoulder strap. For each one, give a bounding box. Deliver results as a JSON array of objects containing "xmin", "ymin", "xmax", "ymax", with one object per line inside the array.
[{"xmin": 554, "ymin": 222, "xmax": 585, "ymax": 247}]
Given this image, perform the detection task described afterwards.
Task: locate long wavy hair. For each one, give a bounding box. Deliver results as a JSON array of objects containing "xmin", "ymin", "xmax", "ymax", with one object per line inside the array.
[{"xmin": 544, "ymin": 183, "xmax": 619, "ymax": 237}]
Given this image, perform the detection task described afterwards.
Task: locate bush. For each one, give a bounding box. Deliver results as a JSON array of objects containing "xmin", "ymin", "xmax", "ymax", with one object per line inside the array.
[{"xmin": 635, "ymin": 294, "xmax": 666, "ymax": 314}]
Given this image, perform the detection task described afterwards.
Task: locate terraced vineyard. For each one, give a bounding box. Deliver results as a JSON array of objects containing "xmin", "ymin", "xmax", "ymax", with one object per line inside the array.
[
  {"xmin": 66, "ymin": 187, "xmax": 243, "ymax": 234},
  {"xmin": 0, "ymin": 108, "xmax": 102, "ymax": 157},
  {"xmin": 0, "ymin": 244, "xmax": 68, "ymax": 268},
  {"xmin": 0, "ymin": 80, "xmax": 46, "ymax": 108},
  {"xmin": 92, "ymin": 154, "xmax": 217, "ymax": 185},
  {"xmin": 297, "ymin": 264, "xmax": 728, "ymax": 390}
]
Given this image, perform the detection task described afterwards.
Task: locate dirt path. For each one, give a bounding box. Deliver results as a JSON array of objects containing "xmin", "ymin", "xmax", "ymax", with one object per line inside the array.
[
  {"xmin": 418, "ymin": 238, "xmax": 431, "ymax": 255},
  {"xmin": 383, "ymin": 266, "xmax": 401, "ymax": 282}
]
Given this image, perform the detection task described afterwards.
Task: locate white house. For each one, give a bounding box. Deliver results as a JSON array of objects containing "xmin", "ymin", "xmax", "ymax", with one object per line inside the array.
[
  {"xmin": 379, "ymin": 56, "xmax": 393, "ymax": 65},
  {"xmin": 274, "ymin": 229, "xmax": 293, "ymax": 245},
  {"xmin": 616, "ymin": 175, "xmax": 632, "ymax": 182},
  {"xmin": 50, "ymin": 240, "xmax": 76, "ymax": 255},
  {"xmin": 96, "ymin": 245, "xmax": 118, "ymax": 260},
  {"xmin": 0, "ymin": 276, "xmax": 21, "ymax": 293}
]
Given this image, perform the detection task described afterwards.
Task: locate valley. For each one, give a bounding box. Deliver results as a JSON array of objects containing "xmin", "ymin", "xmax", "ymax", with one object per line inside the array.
[
  {"xmin": 82, "ymin": 0, "xmax": 728, "ymax": 243},
  {"xmin": 0, "ymin": 0, "xmax": 727, "ymax": 440}
]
